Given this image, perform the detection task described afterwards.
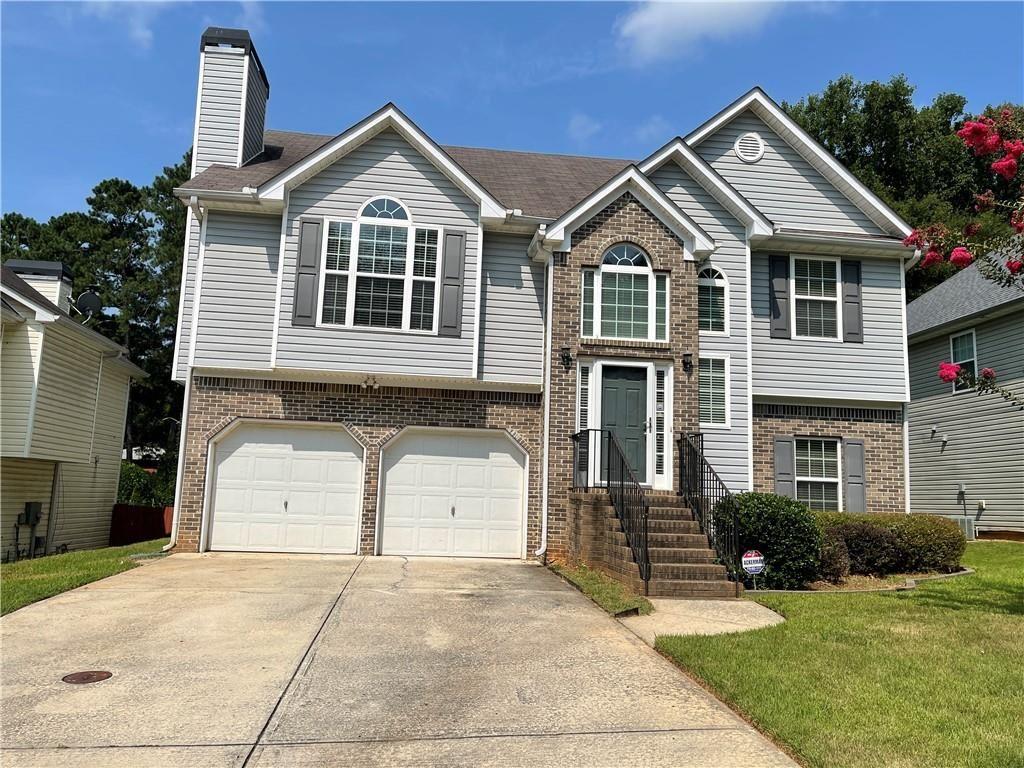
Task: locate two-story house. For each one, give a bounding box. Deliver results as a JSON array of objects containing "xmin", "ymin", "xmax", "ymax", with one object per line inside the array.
[
  {"xmin": 168, "ymin": 28, "xmax": 914, "ymax": 596},
  {"xmin": 907, "ymin": 264, "xmax": 1024, "ymax": 536}
]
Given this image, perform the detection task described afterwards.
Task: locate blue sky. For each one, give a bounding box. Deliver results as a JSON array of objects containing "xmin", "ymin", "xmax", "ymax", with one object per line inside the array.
[{"xmin": 2, "ymin": 1, "xmax": 1022, "ymax": 220}]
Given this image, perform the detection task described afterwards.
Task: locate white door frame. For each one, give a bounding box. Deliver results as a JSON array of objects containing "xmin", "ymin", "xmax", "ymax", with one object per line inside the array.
[
  {"xmin": 200, "ymin": 418, "xmax": 366, "ymax": 554},
  {"xmin": 375, "ymin": 425, "xmax": 530, "ymax": 560},
  {"xmin": 581, "ymin": 359, "xmax": 673, "ymax": 490}
]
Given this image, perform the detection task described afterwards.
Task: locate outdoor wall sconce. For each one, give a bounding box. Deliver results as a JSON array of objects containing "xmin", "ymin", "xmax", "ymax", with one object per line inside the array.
[
  {"xmin": 560, "ymin": 347, "xmax": 573, "ymax": 371},
  {"xmin": 682, "ymin": 352, "xmax": 694, "ymax": 373},
  {"xmin": 930, "ymin": 425, "xmax": 938, "ymax": 438}
]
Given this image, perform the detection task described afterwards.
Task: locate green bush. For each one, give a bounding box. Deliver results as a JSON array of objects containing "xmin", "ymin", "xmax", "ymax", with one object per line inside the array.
[
  {"xmin": 117, "ymin": 462, "xmax": 171, "ymax": 507},
  {"xmin": 818, "ymin": 527, "xmax": 850, "ymax": 583},
  {"xmin": 832, "ymin": 521, "xmax": 901, "ymax": 576},
  {"xmin": 733, "ymin": 493, "xmax": 821, "ymax": 589}
]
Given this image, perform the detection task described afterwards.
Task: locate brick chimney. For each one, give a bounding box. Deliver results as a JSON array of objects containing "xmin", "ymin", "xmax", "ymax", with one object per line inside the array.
[
  {"xmin": 192, "ymin": 27, "xmax": 270, "ymax": 175},
  {"xmin": 5, "ymin": 260, "xmax": 74, "ymax": 313}
]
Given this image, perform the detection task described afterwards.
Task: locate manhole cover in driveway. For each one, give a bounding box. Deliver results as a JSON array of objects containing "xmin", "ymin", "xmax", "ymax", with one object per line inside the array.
[{"xmin": 62, "ymin": 671, "xmax": 112, "ymax": 684}]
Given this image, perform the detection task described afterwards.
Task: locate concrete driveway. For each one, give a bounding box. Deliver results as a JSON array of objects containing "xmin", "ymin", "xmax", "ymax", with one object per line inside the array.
[{"xmin": 1, "ymin": 554, "xmax": 794, "ymax": 767}]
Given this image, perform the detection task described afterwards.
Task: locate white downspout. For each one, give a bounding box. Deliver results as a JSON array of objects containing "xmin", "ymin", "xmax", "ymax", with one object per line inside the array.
[
  {"xmin": 163, "ymin": 369, "xmax": 193, "ymax": 552},
  {"xmin": 535, "ymin": 254, "xmax": 554, "ymax": 558}
]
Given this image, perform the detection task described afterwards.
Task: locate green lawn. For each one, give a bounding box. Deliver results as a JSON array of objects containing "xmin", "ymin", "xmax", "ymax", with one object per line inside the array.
[
  {"xmin": 658, "ymin": 542, "xmax": 1024, "ymax": 768},
  {"xmin": 1, "ymin": 538, "xmax": 169, "ymax": 616},
  {"xmin": 551, "ymin": 562, "xmax": 654, "ymax": 616}
]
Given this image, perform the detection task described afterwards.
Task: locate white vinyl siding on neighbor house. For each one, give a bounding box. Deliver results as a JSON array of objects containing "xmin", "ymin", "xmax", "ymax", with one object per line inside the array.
[
  {"xmin": 694, "ymin": 110, "xmax": 885, "ymax": 235},
  {"xmin": 193, "ymin": 211, "xmax": 279, "ymax": 369},
  {"xmin": 0, "ymin": 458, "xmax": 55, "ymax": 561},
  {"xmin": 276, "ymin": 130, "xmax": 480, "ymax": 378},
  {"xmin": 477, "ymin": 233, "xmax": 545, "ymax": 385},
  {"xmin": 173, "ymin": 210, "xmax": 202, "ymax": 381},
  {"xmin": 1, "ymin": 320, "xmax": 43, "ymax": 457},
  {"xmin": 651, "ymin": 160, "xmax": 751, "ymax": 490},
  {"xmin": 194, "ymin": 47, "xmax": 246, "ymax": 174},
  {"xmin": 750, "ymin": 252, "xmax": 907, "ymax": 401},
  {"xmin": 908, "ymin": 311, "xmax": 1024, "ymax": 533}
]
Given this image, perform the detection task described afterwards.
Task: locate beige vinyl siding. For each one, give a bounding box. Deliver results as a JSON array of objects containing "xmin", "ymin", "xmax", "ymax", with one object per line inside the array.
[
  {"xmin": 696, "ymin": 110, "xmax": 884, "ymax": 235},
  {"xmin": 276, "ymin": 129, "xmax": 481, "ymax": 378},
  {"xmin": 173, "ymin": 210, "xmax": 201, "ymax": 381},
  {"xmin": 50, "ymin": 364, "xmax": 132, "ymax": 551},
  {"xmin": 908, "ymin": 311, "xmax": 1024, "ymax": 532},
  {"xmin": 1, "ymin": 320, "xmax": 43, "ymax": 457},
  {"xmin": 195, "ymin": 47, "xmax": 245, "ymax": 173},
  {"xmin": 750, "ymin": 252, "xmax": 907, "ymax": 401},
  {"xmin": 193, "ymin": 211, "xmax": 279, "ymax": 369},
  {"xmin": 242, "ymin": 59, "xmax": 267, "ymax": 164},
  {"xmin": 651, "ymin": 161, "xmax": 750, "ymax": 490},
  {"xmin": 29, "ymin": 325, "xmax": 102, "ymax": 463},
  {"xmin": 477, "ymin": 233, "xmax": 545, "ymax": 385},
  {"xmin": 0, "ymin": 458, "xmax": 55, "ymax": 561}
]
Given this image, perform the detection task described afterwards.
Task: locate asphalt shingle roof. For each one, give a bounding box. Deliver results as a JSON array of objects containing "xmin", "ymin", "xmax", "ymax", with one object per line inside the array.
[
  {"xmin": 1, "ymin": 266, "xmax": 63, "ymax": 315},
  {"xmin": 178, "ymin": 129, "xmax": 634, "ymax": 219},
  {"xmin": 906, "ymin": 261, "xmax": 1024, "ymax": 337}
]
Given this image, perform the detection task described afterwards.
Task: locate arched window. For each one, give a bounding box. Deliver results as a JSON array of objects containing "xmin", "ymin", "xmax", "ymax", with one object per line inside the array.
[
  {"xmin": 318, "ymin": 196, "xmax": 440, "ymax": 332},
  {"xmin": 581, "ymin": 243, "xmax": 667, "ymax": 341},
  {"xmin": 697, "ymin": 266, "xmax": 728, "ymax": 334}
]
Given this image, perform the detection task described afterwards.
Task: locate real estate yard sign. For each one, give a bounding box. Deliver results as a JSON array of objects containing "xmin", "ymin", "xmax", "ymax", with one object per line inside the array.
[{"xmin": 742, "ymin": 550, "xmax": 765, "ymax": 590}]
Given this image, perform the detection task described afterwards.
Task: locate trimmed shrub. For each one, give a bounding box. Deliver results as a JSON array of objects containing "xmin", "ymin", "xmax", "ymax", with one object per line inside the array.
[
  {"xmin": 813, "ymin": 511, "xmax": 966, "ymax": 574},
  {"xmin": 733, "ymin": 493, "xmax": 821, "ymax": 589},
  {"xmin": 117, "ymin": 462, "xmax": 172, "ymax": 507},
  {"xmin": 818, "ymin": 527, "xmax": 850, "ymax": 583},
  {"xmin": 831, "ymin": 521, "xmax": 901, "ymax": 576}
]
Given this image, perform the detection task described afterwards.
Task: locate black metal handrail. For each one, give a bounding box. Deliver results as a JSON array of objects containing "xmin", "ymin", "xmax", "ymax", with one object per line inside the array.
[
  {"xmin": 571, "ymin": 429, "xmax": 651, "ymax": 590},
  {"xmin": 678, "ymin": 432, "xmax": 741, "ymax": 593}
]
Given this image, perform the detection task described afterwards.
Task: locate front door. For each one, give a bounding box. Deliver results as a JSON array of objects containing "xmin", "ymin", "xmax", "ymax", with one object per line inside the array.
[{"xmin": 601, "ymin": 365, "xmax": 648, "ymax": 482}]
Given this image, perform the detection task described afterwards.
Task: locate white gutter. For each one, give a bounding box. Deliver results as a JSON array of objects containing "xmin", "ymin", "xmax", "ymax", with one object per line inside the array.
[
  {"xmin": 535, "ymin": 247, "xmax": 554, "ymax": 558},
  {"xmin": 163, "ymin": 369, "xmax": 193, "ymax": 552},
  {"xmin": 904, "ymin": 248, "xmax": 923, "ymax": 272}
]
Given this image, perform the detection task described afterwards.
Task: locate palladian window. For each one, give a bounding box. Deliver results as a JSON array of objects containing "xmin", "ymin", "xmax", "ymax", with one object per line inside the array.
[{"xmin": 581, "ymin": 243, "xmax": 668, "ymax": 342}]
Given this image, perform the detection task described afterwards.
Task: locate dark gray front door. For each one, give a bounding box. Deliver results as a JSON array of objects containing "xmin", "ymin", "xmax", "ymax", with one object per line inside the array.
[{"xmin": 601, "ymin": 365, "xmax": 647, "ymax": 482}]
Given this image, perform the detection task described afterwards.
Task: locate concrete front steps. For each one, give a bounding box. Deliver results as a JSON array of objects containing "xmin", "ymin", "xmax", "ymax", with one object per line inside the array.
[{"xmin": 603, "ymin": 493, "xmax": 742, "ymax": 599}]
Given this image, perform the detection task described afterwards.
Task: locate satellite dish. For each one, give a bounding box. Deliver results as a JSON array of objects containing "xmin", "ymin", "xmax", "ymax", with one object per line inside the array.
[{"xmin": 75, "ymin": 290, "xmax": 102, "ymax": 319}]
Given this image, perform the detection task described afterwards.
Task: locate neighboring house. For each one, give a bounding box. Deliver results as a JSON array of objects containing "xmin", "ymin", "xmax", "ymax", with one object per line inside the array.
[
  {"xmin": 907, "ymin": 264, "xmax": 1024, "ymax": 535},
  {"xmin": 168, "ymin": 28, "xmax": 913, "ymax": 594},
  {"xmin": 1, "ymin": 262, "xmax": 145, "ymax": 560}
]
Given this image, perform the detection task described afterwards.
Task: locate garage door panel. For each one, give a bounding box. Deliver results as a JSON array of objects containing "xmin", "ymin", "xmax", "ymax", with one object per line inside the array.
[
  {"xmin": 452, "ymin": 529, "xmax": 485, "ymax": 555},
  {"xmin": 209, "ymin": 425, "xmax": 362, "ymax": 554},
  {"xmin": 488, "ymin": 529, "xmax": 520, "ymax": 556},
  {"xmin": 489, "ymin": 497, "xmax": 521, "ymax": 523}
]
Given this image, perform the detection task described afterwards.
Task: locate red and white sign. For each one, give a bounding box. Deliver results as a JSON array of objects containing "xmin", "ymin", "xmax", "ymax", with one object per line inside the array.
[{"xmin": 741, "ymin": 550, "xmax": 765, "ymax": 575}]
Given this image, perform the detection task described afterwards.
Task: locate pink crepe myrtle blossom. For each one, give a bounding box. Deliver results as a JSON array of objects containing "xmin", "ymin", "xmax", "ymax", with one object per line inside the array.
[
  {"xmin": 1004, "ymin": 140, "xmax": 1024, "ymax": 160},
  {"xmin": 991, "ymin": 155, "xmax": 1019, "ymax": 180},
  {"xmin": 920, "ymin": 248, "xmax": 944, "ymax": 268},
  {"xmin": 949, "ymin": 247, "xmax": 974, "ymax": 268},
  {"xmin": 1006, "ymin": 259, "xmax": 1023, "ymax": 275},
  {"xmin": 980, "ymin": 368, "xmax": 997, "ymax": 381},
  {"xmin": 938, "ymin": 362, "xmax": 962, "ymax": 383}
]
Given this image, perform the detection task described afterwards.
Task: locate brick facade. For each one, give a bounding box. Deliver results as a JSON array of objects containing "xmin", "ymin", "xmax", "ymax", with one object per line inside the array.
[
  {"xmin": 546, "ymin": 192, "xmax": 701, "ymax": 562},
  {"xmin": 175, "ymin": 376, "xmax": 543, "ymax": 553},
  {"xmin": 751, "ymin": 402, "xmax": 906, "ymax": 514}
]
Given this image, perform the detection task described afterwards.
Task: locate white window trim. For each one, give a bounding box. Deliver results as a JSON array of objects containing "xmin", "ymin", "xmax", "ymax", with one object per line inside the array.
[
  {"xmin": 697, "ymin": 266, "xmax": 730, "ymax": 337},
  {"xmin": 580, "ymin": 253, "xmax": 669, "ymax": 343},
  {"xmin": 790, "ymin": 254, "xmax": 843, "ymax": 342},
  {"xmin": 315, "ymin": 196, "xmax": 441, "ymax": 335},
  {"xmin": 794, "ymin": 437, "xmax": 843, "ymax": 512},
  {"xmin": 698, "ymin": 353, "xmax": 731, "ymax": 430},
  {"xmin": 949, "ymin": 328, "xmax": 977, "ymax": 394}
]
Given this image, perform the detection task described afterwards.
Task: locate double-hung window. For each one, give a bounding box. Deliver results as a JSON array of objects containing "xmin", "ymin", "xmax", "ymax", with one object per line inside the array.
[
  {"xmin": 698, "ymin": 356, "xmax": 729, "ymax": 427},
  {"xmin": 698, "ymin": 267, "xmax": 728, "ymax": 334},
  {"xmin": 792, "ymin": 256, "xmax": 840, "ymax": 340},
  {"xmin": 949, "ymin": 329, "xmax": 976, "ymax": 393},
  {"xmin": 319, "ymin": 197, "xmax": 440, "ymax": 332},
  {"xmin": 795, "ymin": 438, "xmax": 841, "ymax": 511},
  {"xmin": 581, "ymin": 243, "xmax": 668, "ymax": 341}
]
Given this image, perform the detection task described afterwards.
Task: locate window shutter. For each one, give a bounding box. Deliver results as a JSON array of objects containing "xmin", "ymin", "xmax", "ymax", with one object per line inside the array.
[
  {"xmin": 292, "ymin": 219, "xmax": 322, "ymax": 327},
  {"xmin": 774, "ymin": 436, "xmax": 796, "ymax": 498},
  {"xmin": 844, "ymin": 439, "xmax": 866, "ymax": 512},
  {"xmin": 841, "ymin": 260, "xmax": 864, "ymax": 343},
  {"xmin": 438, "ymin": 229, "xmax": 466, "ymax": 337},
  {"xmin": 769, "ymin": 254, "xmax": 790, "ymax": 339}
]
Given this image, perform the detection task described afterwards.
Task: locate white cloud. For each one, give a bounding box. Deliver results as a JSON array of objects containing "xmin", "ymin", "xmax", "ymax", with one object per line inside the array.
[
  {"xmin": 234, "ymin": 1, "xmax": 268, "ymax": 36},
  {"xmin": 79, "ymin": 1, "xmax": 172, "ymax": 49},
  {"xmin": 568, "ymin": 112, "xmax": 602, "ymax": 144},
  {"xmin": 617, "ymin": 1, "xmax": 786, "ymax": 65},
  {"xmin": 635, "ymin": 114, "xmax": 673, "ymax": 144}
]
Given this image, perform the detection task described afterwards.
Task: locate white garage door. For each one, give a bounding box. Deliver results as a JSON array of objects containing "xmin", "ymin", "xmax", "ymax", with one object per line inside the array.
[
  {"xmin": 209, "ymin": 424, "xmax": 363, "ymax": 553},
  {"xmin": 381, "ymin": 431, "xmax": 525, "ymax": 558}
]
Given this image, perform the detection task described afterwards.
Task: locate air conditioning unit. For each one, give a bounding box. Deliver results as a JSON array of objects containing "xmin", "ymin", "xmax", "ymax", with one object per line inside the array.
[{"xmin": 955, "ymin": 517, "xmax": 976, "ymax": 541}]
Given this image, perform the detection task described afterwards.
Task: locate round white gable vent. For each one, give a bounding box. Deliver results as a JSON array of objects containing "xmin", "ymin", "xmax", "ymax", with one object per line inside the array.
[{"xmin": 734, "ymin": 132, "xmax": 765, "ymax": 163}]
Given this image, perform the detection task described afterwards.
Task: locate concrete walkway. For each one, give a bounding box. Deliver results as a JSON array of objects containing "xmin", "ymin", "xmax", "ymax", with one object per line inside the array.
[
  {"xmin": 621, "ymin": 598, "xmax": 785, "ymax": 646},
  {"xmin": 1, "ymin": 554, "xmax": 795, "ymax": 767}
]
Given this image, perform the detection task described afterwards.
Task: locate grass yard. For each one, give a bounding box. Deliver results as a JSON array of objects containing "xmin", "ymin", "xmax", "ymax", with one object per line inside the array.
[
  {"xmin": 658, "ymin": 541, "xmax": 1024, "ymax": 768},
  {"xmin": 1, "ymin": 538, "xmax": 169, "ymax": 616},
  {"xmin": 551, "ymin": 561, "xmax": 654, "ymax": 616}
]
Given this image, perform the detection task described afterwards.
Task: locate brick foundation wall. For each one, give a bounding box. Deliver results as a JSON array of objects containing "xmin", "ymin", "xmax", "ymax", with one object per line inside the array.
[
  {"xmin": 751, "ymin": 402, "xmax": 906, "ymax": 514},
  {"xmin": 547, "ymin": 192, "xmax": 701, "ymax": 563},
  {"xmin": 175, "ymin": 376, "xmax": 543, "ymax": 554}
]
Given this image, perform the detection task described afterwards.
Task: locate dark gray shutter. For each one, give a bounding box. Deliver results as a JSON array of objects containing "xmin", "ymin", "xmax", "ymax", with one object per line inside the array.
[
  {"xmin": 774, "ymin": 436, "xmax": 796, "ymax": 498},
  {"xmin": 769, "ymin": 254, "xmax": 790, "ymax": 339},
  {"xmin": 438, "ymin": 229, "xmax": 465, "ymax": 337},
  {"xmin": 292, "ymin": 219, "xmax": 322, "ymax": 326},
  {"xmin": 841, "ymin": 260, "xmax": 864, "ymax": 343},
  {"xmin": 844, "ymin": 439, "xmax": 866, "ymax": 512}
]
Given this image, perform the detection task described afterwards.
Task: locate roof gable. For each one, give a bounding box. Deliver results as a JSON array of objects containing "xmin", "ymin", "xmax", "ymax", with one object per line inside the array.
[{"xmin": 686, "ymin": 88, "xmax": 910, "ymax": 238}]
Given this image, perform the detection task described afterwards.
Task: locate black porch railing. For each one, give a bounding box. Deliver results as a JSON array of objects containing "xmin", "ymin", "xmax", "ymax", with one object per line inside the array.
[
  {"xmin": 678, "ymin": 432, "xmax": 742, "ymax": 593},
  {"xmin": 571, "ymin": 429, "xmax": 651, "ymax": 590}
]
